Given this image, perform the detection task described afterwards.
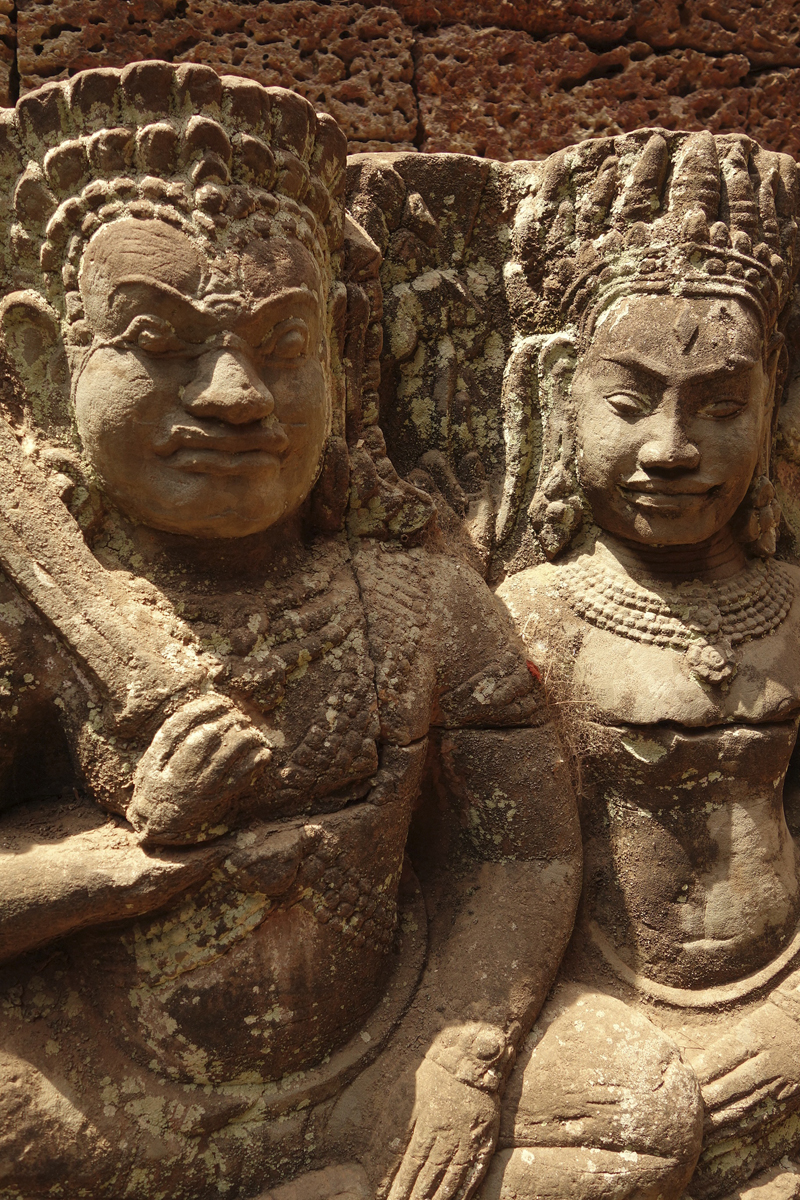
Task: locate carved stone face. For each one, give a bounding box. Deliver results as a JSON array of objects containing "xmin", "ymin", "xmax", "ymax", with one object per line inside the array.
[
  {"xmin": 73, "ymin": 219, "xmax": 329, "ymax": 538},
  {"xmin": 573, "ymin": 294, "xmax": 772, "ymax": 547}
]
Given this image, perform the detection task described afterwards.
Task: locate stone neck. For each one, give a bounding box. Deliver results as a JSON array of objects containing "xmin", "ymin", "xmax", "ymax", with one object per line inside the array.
[
  {"xmin": 93, "ymin": 506, "xmax": 313, "ymax": 589},
  {"xmin": 597, "ymin": 526, "xmax": 749, "ymax": 585}
]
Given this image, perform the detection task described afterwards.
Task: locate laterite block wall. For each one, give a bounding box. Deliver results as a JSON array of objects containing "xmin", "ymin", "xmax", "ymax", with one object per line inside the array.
[{"xmin": 4, "ymin": 1, "xmax": 800, "ymax": 158}]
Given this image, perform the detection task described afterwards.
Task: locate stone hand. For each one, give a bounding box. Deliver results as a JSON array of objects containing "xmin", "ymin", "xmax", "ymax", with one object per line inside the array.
[
  {"xmin": 692, "ymin": 1000, "xmax": 800, "ymax": 1138},
  {"xmin": 128, "ymin": 693, "xmax": 272, "ymax": 845},
  {"xmin": 381, "ymin": 1059, "xmax": 500, "ymax": 1200}
]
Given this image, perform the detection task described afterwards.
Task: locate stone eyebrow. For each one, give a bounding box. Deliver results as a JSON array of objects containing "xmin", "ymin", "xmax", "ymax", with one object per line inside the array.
[
  {"xmin": 236, "ymin": 289, "xmax": 318, "ymax": 343},
  {"xmin": 248, "ymin": 288, "xmax": 318, "ymax": 320},
  {"xmin": 598, "ymin": 350, "xmax": 760, "ymax": 381}
]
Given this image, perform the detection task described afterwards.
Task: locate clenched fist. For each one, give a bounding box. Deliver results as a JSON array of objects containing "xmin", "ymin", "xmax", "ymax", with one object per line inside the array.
[{"xmin": 128, "ymin": 693, "xmax": 271, "ymax": 845}]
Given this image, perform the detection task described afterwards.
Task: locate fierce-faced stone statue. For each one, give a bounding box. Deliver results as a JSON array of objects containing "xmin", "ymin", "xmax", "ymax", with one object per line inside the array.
[{"xmin": 0, "ymin": 64, "xmax": 580, "ymax": 1200}]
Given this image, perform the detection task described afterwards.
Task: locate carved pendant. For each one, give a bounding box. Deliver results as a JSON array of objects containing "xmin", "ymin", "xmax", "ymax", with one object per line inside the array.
[{"xmin": 560, "ymin": 555, "xmax": 795, "ymax": 686}]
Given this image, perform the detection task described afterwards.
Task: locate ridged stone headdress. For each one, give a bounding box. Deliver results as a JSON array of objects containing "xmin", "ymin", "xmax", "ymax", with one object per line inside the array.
[
  {"xmin": 0, "ymin": 62, "xmax": 432, "ymax": 539},
  {"xmin": 1, "ymin": 61, "xmax": 344, "ymax": 330},
  {"xmin": 500, "ymin": 130, "xmax": 800, "ymax": 558}
]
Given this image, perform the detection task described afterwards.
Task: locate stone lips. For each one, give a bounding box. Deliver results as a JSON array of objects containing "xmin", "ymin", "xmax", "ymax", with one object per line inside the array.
[{"xmin": 16, "ymin": 0, "xmax": 417, "ymax": 152}]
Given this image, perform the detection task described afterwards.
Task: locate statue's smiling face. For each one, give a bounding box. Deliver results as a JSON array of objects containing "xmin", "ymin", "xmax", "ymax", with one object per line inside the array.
[
  {"xmin": 73, "ymin": 219, "xmax": 329, "ymax": 538},
  {"xmin": 573, "ymin": 294, "xmax": 774, "ymax": 547}
]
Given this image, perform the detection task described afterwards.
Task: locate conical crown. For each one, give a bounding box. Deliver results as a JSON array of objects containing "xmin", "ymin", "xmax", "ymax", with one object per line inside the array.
[
  {"xmin": 509, "ymin": 129, "xmax": 800, "ymax": 339},
  {"xmin": 0, "ymin": 62, "xmax": 347, "ymax": 343}
]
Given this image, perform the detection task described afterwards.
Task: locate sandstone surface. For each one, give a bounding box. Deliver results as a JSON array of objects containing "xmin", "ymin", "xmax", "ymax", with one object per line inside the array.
[
  {"xmin": 9, "ymin": 0, "xmax": 800, "ymax": 160},
  {"xmin": 415, "ymin": 25, "xmax": 800, "ymax": 160},
  {"xmin": 15, "ymin": 0, "xmax": 417, "ymax": 151}
]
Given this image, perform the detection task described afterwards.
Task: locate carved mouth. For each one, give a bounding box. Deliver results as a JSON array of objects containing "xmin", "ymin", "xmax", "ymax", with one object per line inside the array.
[
  {"xmin": 617, "ymin": 483, "xmax": 720, "ymax": 517},
  {"xmin": 166, "ymin": 446, "xmax": 284, "ymax": 475},
  {"xmin": 619, "ymin": 482, "xmax": 716, "ymax": 503},
  {"xmin": 155, "ymin": 422, "xmax": 291, "ymax": 474}
]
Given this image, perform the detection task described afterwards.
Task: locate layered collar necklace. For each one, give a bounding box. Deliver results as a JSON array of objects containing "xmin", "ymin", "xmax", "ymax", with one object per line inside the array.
[{"xmin": 559, "ymin": 549, "xmax": 794, "ymax": 686}]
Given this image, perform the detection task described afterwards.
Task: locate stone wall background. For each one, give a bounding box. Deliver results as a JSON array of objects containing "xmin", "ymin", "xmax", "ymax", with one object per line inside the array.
[{"xmin": 1, "ymin": 1, "xmax": 799, "ymax": 159}]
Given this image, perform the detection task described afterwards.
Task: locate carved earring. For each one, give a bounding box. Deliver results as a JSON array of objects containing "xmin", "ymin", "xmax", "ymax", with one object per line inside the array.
[
  {"xmin": 527, "ymin": 334, "xmax": 584, "ymax": 559},
  {"xmin": 528, "ymin": 460, "xmax": 584, "ymax": 559},
  {"xmin": 733, "ymin": 474, "xmax": 781, "ymax": 557}
]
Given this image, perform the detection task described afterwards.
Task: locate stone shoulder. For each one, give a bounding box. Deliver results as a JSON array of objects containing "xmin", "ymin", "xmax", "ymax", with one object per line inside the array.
[
  {"xmin": 494, "ymin": 561, "xmax": 586, "ymax": 675},
  {"xmin": 351, "ymin": 541, "xmax": 546, "ymax": 739}
]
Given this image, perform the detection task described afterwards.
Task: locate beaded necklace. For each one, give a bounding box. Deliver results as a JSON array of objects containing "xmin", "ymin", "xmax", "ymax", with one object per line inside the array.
[{"xmin": 559, "ymin": 553, "xmax": 795, "ymax": 685}]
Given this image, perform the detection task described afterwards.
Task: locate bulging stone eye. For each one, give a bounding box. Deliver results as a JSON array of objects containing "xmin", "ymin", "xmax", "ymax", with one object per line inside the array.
[
  {"xmin": 125, "ymin": 315, "xmax": 182, "ymax": 355},
  {"xmin": 269, "ymin": 320, "xmax": 307, "ymax": 359}
]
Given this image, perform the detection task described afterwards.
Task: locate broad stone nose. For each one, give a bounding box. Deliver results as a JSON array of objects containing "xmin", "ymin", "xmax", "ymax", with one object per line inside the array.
[
  {"xmin": 637, "ymin": 407, "xmax": 700, "ymax": 472},
  {"xmin": 182, "ymin": 349, "xmax": 275, "ymax": 425}
]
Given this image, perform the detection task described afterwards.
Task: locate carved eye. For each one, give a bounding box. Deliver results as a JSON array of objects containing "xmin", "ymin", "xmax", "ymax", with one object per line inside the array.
[
  {"xmin": 266, "ymin": 319, "xmax": 309, "ymax": 361},
  {"xmin": 125, "ymin": 316, "xmax": 183, "ymax": 356},
  {"xmin": 607, "ymin": 392, "xmax": 648, "ymax": 417},
  {"xmin": 700, "ymin": 398, "xmax": 746, "ymax": 419}
]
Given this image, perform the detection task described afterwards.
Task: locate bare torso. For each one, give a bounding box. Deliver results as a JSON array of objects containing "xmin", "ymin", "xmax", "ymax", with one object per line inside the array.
[{"xmin": 498, "ymin": 546, "xmax": 800, "ymax": 991}]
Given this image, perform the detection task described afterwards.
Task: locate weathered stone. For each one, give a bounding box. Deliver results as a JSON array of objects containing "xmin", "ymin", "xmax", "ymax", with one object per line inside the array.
[
  {"xmin": 394, "ymin": 0, "xmax": 800, "ymax": 68},
  {"xmin": 415, "ymin": 25, "xmax": 800, "ymax": 160},
  {"xmin": 346, "ymin": 125, "xmax": 800, "ymax": 1198},
  {"xmin": 632, "ymin": 0, "xmax": 800, "ymax": 68},
  {"xmin": 391, "ymin": 0, "xmax": 635, "ymax": 45},
  {"xmin": 0, "ymin": 0, "xmax": 13, "ymax": 107},
  {"xmin": 489, "ymin": 130, "xmax": 800, "ymax": 1200},
  {"xmin": 0, "ymin": 64, "xmax": 581, "ymax": 1200},
  {"xmin": 16, "ymin": 1, "xmax": 417, "ymax": 151}
]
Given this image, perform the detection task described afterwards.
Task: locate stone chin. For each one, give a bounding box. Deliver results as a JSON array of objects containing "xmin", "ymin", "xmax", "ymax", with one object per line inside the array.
[{"xmin": 94, "ymin": 459, "xmax": 314, "ymax": 541}]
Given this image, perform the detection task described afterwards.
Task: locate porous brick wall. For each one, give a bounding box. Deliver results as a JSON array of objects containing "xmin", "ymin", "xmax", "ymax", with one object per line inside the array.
[{"xmin": 6, "ymin": 0, "xmax": 800, "ymax": 159}]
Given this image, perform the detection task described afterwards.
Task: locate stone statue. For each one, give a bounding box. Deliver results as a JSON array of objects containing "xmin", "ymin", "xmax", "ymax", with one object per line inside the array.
[
  {"xmin": 0, "ymin": 63, "xmax": 581, "ymax": 1200},
  {"xmin": 486, "ymin": 130, "xmax": 800, "ymax": 1199}
]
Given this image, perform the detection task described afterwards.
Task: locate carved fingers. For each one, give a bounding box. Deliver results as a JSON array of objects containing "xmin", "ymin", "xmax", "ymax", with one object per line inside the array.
[
  {"xmin": 381, "ymin": 1060, "xmax": 499, "ymax": 1200},
  {"xmin": 693, "ymin": 1001, "xmax": 800, "ymax": 1136},
  {"xmin": 128, "ymin": 693, "xmax": 271, "ymax": 845}
]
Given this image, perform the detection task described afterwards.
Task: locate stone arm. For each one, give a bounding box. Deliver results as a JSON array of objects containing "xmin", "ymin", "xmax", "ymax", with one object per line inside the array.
[
  {"xmin": 0, "ymin": 577, "xmax": 228, "ymax": 965},
  {"xmin": 331, "ymin": 549, "xmax": 582, "ymax": 1199},
  {"xmin": 396, "ymin": 726, "xmax": 581, "ymax": 1199},
  {"xmin": 326, "ymin": 723, "xmax": 580, "ymax": 1200}
]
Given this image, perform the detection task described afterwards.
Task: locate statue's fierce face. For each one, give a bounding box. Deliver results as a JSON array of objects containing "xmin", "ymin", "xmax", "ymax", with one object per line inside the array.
[
  {"xmin": 573, "ymin": 294, "xmax": 774, "ymax": 548},
  {"xmin": 73, "ymin": 219, "xmax": 329, "ymax": 538}
]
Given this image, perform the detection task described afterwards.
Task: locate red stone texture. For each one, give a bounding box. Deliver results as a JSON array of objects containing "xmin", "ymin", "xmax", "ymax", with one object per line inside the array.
[
  {"xmin": 392, "ymin": 0, "xmax": 635, "ymax": 45},
  {"xmin": 631, "ymin": 1, "xmax": 800, "ymax": 68},
  {"xmin": 0, "ymin": 0, "xmax": 13, "ymax": 107},
  {"xmin": 15, "ymin": 0, "xmax": 416, "ymax": 151},
  {"xmin": 414, "ymin": 25, "xmax": 800, "ymax": 160},
  {"xmin": 8, "ymin": 0, "xmax": 800, "ymax": 158},
  {"xmin": 392, "ymin": 0, "xmax": 800, "ymax": 65}
]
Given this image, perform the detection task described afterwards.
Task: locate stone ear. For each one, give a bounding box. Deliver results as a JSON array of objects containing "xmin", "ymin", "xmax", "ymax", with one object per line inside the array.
[
  {"xmin": 537, "ymin": 333, "xmax": 578, "ymax": 405},
  {"xmin": 0, "ymin": 290, "xmax": 71, "ymax": 434}
]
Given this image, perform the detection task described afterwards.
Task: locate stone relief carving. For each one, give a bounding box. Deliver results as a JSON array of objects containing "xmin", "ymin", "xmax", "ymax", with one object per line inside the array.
[
  {"xmin": 491, "ymin": 133, "xmax": 800, "ymax": 1199},
  {"xmin": 0, "ymin": 63, "xmax": 583, "ymax": 1200},
  {"xmin": 348, "ymin": 132, "xmax": 800, "ymax": 1197},
  {"xmin": 4, "ymin": 52, "xmax": 800, "ymax": 1200}
]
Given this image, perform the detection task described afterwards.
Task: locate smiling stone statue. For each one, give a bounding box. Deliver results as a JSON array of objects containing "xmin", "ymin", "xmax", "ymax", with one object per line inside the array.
[
  {"xmin": 490, "ymin": 131, "xmax": 800, "ymax": 1199},
  {"xmin": 0, "ymin": 64, "xmax": 580, "ymax": 1200}
]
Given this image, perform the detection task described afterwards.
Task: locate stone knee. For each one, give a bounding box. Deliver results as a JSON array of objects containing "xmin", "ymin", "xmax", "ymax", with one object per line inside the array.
[
  {"xmin": 0, "ymin": 1049, "xmax": 115, "ymax": 1190},
  {"xmin": 479, "ymin": 984, "xmax": 703, "ymax": 1200}
]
